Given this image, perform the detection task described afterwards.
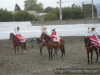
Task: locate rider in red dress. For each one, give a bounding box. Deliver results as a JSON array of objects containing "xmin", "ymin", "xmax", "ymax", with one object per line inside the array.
[
  {"xmin": 88, "ymin": 27, "xmax": 100, "ymax": 48},
  {"xmin": 15, "ymin": 26, "xmax": 26, "ymax": 42},
  {"xmin": 50, "ymin": 29, "xmax": 60, "ymax": 42}
]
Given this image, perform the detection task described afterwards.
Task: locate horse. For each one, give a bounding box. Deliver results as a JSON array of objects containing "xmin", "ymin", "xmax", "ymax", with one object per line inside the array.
[
  {"xmin": 84, "ymin": 36, "xmax": 99, "ymax": 64},
  {"xmin": 10, "ymin": 33, "xmax": 27, "ymax": 54},
  {"xmin": 39, "ymin": 33, "xmax": 65, "ymax": 60}
]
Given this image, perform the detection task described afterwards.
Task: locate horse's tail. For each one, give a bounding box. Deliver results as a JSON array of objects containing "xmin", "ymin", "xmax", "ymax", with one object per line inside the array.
[{"xmin": 60, "ymin": 37, "xmax": 65, "ymax": 44}]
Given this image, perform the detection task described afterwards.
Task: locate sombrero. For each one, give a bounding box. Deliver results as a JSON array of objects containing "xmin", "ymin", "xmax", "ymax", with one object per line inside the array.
[
  {"xmin": 52, "ymin": 28, "xmax": 56, "ymax": 31},
  {"xmin": 42, "ymin": 25, "xmax": 47, "ymax": 30},
  {"xmin": 88, "ymin": 26, "xmax": 96, "ymax": 29}
]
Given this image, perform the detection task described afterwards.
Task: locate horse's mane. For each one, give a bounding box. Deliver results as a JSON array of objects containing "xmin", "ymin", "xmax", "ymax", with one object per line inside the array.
[
  {"xmin": 10, "ymin": 33, "xmax": 15, "ymax": 40},
  {"xmin": 41, "ymin": 33, "xmax": 52, "ymax": 41}
]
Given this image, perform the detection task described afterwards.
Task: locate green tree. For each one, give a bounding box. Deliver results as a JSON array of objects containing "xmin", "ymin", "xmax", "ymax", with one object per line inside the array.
[
  {"xmin": 44, "ymin": 6, "xmax": 83, "ymax": 20},
  {"xmin": 44, "ymin": 13, "xmax": 58, "ymax": 21},
  {"xmin": 62, "ymin": 7, "xmax": 72, "ymax": 19},
  {"xmin": 0, "ymin": 9, "xmax": 13, "ymax": 21},
  {"xmin": 83, "ymin": 4, "xmax": 97, "ymax": 18},
  {"xmin": 14, "ymin": 11, "xmax": 35, "ymax": 21},
  {"xmin": 62, "ymin": 7, "xmax": 83, "ymax": 20},
  {"xmin": 24, "ymin": 0, "xmax": 43, "ymax": 12},
  {"xmin": 44, "ymin": 8, "xmax": 59, "ymax": 20},
  {"xmin": 71, "ymin": 7, "xmax": 83, "ymax": 19},
  {"xmin": 44, "ymin": 7, "xmax": 54, "ymax": 12}
]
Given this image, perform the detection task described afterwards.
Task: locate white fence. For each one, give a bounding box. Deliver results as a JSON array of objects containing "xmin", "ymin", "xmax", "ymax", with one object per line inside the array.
[{"xmin": 0, "ymin": 21, "xmax": 100, "ymax": 40}]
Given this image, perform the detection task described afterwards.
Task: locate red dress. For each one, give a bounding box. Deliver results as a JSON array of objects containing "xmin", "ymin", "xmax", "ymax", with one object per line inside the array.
[
  {"xmin": 89, "ymin": 35, "xmax": 100, "ymax": 48},
  {"xmin": 50, "ymin": 32, "xmax": 57, "ymax": 39},
  {"xmin": 16, "ymin": 34, "xmax": 26, "ymax": 42},
  {"xmin": 50, "ymin": 32, "xmax": 60, "ymax": 42}
]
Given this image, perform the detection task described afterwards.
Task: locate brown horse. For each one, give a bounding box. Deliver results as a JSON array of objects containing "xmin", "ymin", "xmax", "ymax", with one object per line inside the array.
[
  {"xmin": 84, "ymin": 36, "xmax": 99, "ymax": 64},
  {"xmin": 39, "ymin": 33, "xmax": 65, "ymax": 60},
  {"xmin": 10, "ymin": 33, "xmax": 27, "ymax": 54}
]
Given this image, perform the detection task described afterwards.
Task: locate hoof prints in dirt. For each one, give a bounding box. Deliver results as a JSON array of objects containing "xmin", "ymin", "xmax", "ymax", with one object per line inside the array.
[{"xmin": 55, "ymin": 65, "xmax": 100, "ymax": 74}]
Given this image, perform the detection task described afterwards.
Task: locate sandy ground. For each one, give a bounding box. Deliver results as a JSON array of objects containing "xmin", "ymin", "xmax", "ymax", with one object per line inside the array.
[{"xmin": 0, "ymin": 36, "xmax": 100, "ymax": 75}]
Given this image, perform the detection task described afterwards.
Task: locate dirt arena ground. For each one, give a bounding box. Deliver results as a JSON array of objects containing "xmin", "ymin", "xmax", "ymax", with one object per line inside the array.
[{"xmin": 0, "ymin": 36, "xmax": 100, "ymax": 75}]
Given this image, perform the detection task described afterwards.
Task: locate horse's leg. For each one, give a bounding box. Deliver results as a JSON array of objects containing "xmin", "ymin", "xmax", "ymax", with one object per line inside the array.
[
  {"xmin": 18, "ymin": 45, "xmax": 20, "ymax": 53},
  {"xmin": 14, "ymin": 46, "xmax": 17, "ymax": 54},
  {"xmin": 48, "ymin": 48, "xmax": 51, "ymax": 60},
  {"xmin": 40, "ymin": 47, "xmax": 43, "ymax": 56},
  {"xmin": 62, "ymin": 46, "xmax": 65, "ymax": 56},
  {"xmin": 54, "ymin": 48, "xmax": 58, "ymax": 56},
  {"xmin": 22, "ymin": 43, "xmax": 26, "ymax": 53},
  {"xmin": 20, "ymin": 44, "xmax": 23, "ymax": 53},
  {"xmin": 60, "ymin": 47, "xmax": 64, "ymax": 57},
  {"xmin": 52, "ymin": 48, "xmax": 57, "ymax": 60},
  {"xmin": 95, "ymin": 48, "xmax": 99, "ymax": 63},
  {"xmin": 16, "ymin": 45, "xmax": 19, "ymax": 54},
  {"xmin": 51, "ymin": 48, "xmax": 53, "ymax": 60},
  {"xmin": 40, "ymin": 43, "xmax": 44, "ymax": 56},
  {"xmin": 22, "ymin": 43, "xmax": 25, "ymax": 50},
  {"xmin": 90, "ymin": 49, "xmax": 93, "ymax": 64},
  {"xmin": 99, "ymin": 48, "xmax": 100, "ymax": 55},
  {"xmin": 40, "ymin": 47, "xmax": 42, "ymax": 56},
  {"xmin": 22, "ymin": 43, "xmax": 26, "ymax": 51},
  {"xmin": 23, "ymin": 42, "xmax": 26, "ymax": 50},
  {"xmin": 21, "ymin": 43, "xmax": 26, "ymax": 53},
  {"xmin": 87, "ymin": 50, "xmax": 90, "ymax": 64},
  {"xmin": 60, "ymin": 48, "xmax": 63, "ymax": 57},
  {"xmin": 48, "ymin": 47, "xmax": 53, "ymax": 60}
]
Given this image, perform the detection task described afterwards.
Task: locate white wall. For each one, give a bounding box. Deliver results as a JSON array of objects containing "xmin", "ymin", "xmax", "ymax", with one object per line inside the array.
[
  {"xmin": 0, "ymin": 21, "xmax": 32, "ymax": 39},
  {"xmin": 0, "ymin": 22, "xmax": 100, "ymax": 40}
]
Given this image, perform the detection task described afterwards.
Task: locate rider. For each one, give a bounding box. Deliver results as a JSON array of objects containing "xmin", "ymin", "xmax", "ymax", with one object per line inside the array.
[
  {"xmin": 88, "ymin": 27, "xmax": 97, "ymax": 36},
  {"xmin": 41, "ymin": 26, "xmax": 48, "ymax": 42},
  {"xmin": 15, "ymin": 26, "xmax": 20, "ymax": 34},
  {"xmin": 88, "ymin": 27, "xmax": 100, "ymax": 46},
  {"xmin": 15, "ymin": 26, "xmax": 26, "ymax": 42},
  {"xmin": 50, "ymin": 28, "xmax": 60, "ymax": 42},
  {"xmin": 41, "ymin": 26, "xmax": 48, "ymax": 34}
]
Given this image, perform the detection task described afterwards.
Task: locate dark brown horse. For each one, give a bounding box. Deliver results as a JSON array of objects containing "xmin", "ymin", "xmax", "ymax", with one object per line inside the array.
[
  {"xmin": 39, "ymin": 33, "xmax": 65, "ymax": 60},
  {"xmin": 10, "ymin": 33, "xmax": 27, "ymax": 54},
  {"xmin": 84, "ymin": 36, "xmax": 99, "ymax": 64}
]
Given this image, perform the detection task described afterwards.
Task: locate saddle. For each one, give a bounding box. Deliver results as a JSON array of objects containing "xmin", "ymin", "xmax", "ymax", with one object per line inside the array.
[
  {"xmin": 89, "ymin": 36, "xmax": 100, "ymax": 48},
  {"xmin": 15, "ymin": 34, "xmax": 26, "ymax": 43}
]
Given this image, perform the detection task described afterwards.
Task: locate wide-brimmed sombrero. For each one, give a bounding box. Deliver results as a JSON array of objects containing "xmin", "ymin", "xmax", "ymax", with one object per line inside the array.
[
  {"xmin": 88, "ymin": 26, "xmax": 96, "ymax": 30},
  {"xmin": 42, "ymin": 25, "xmax": 47, "ymax": 30},
  {"xmin": 52, "ymin": 28, "xmax": 56, "ymax": 31}
]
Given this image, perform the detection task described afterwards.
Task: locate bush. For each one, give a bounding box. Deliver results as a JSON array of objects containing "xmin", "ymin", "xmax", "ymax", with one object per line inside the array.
[
  {"xmin": 44, "ymin": 8, "xmax": 59, "ymax": 20},
  {"xmin": 62, "ymin": 7, "xmax": 84, "ymax": 20},
  {"xmin": 0, "ymin": 9, "xmax": 13, "ymax": 21},
  {"xmin": 44, "ymin": 13, "xmax": 58, "ymax": 21},
  {"xmin": 14, "ymin": 11, "xmax": 35, "ymax": 21},
  {"xmin": 0, "ymin": 9, "xmax": 36, "ymax": 21}
]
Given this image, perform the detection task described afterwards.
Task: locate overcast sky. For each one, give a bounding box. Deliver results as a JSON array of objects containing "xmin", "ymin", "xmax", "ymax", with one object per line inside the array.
[{"xmin": 0, "ymin": 0, "xmax": 99, "ymax": 11}]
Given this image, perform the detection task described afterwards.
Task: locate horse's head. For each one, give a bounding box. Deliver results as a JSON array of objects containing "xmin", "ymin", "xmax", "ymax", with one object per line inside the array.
[
  {"xmin": 40, "ymin": 33, "xmax": 52, "ymax": 42},
  {"xmin": 10, "ymin": 33, "xmax": 15, "ymax": 40},
  {"xmin": 84, "ymin": 36, "xmax": 91, "ymax": 47}
]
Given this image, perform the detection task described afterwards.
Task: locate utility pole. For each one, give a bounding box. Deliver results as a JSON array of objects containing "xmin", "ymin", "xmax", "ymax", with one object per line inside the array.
[
  {"xmin": 59, "ymin": 0, "xmax": 62, "ymax": 23},
  {"xmin": 57, "ymin": 0, "xmax": 63, "ymax": 24},
  {"xmin": 92, "ymin": 0, "xmax": 94, "ymax": 20}
]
